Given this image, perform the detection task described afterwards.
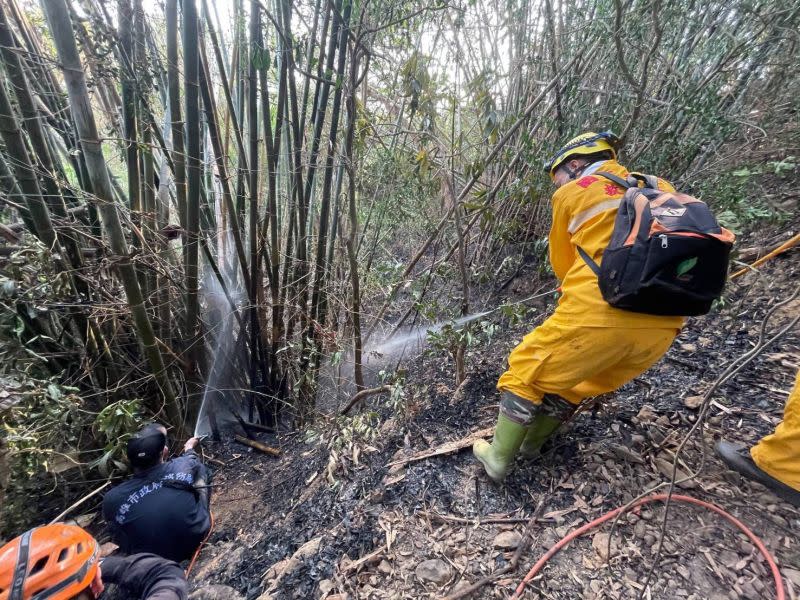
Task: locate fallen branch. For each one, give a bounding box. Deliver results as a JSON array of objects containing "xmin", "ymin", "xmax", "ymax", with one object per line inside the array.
[
  {"xmin": 340, "ymin": 385, "xmax": 393, "ymax": 415},
  {"xmin": 234, "ymin": 435, "xmax": 281, "ymax": 457},
  {"xmin": 50, "ymin": 481, "xmax": 110, "ymax": 524},
  {"xmin": 441, "ymin": 499, "xmax": 545, "ymax": 600},
  {"xmin": 262, "ymin": 536, "xmax": 323, "ymax": 596},
  {"xmin": 341, "ymin": 543, "xmax": 387, "ymax": 575},
  {"xmin": 156, "ymin": 337, "xmax": 191, "ymax": 371},
  {"xmin": 423, "ymin": 510, "xmax": 538, "ymax": 526},
  {"xmin": 385, "ymin": 427, "xmax": 493, "ymax": 468},
  {"xmin": 665, "ymin": 354, "xmax": 702, "ymax": 370},
  {"xmin": 0, "ymin": 245, "xmax": 99, "ymax": 258},
  {"xmin": 203, "ymin": 455, "xmax": 226, "ymax": 468},
  {"xmin": 0, "ymin": 222, "xmax": 21, "ymax": 242}
]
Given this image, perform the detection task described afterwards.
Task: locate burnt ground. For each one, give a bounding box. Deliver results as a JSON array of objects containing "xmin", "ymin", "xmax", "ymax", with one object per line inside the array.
[{"xmin": 190, "ymin": 223, "xmax": 800, "ymax": 600}]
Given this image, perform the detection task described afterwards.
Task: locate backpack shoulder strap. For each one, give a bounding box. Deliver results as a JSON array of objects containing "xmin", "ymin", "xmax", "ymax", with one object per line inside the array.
[
  {"xmin": 595, "ymin": 171, "xmax": 631, "ymax": 189},
  {"xmin": 627, "ymin": 172, "xmax": 661, "ymax": 189},
  {"xmin": 576, "ymin": 246, "xmax": 601, "ymax": 276}
]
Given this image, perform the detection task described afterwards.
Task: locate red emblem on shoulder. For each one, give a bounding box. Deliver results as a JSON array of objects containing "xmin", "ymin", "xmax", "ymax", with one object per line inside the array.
[
  {"xmin": 604, "ymin": 183, "xmax": 623, "ymax": 196},
  {"xmin": 576, "ymin": 176, "xmax": 598, "ymax": 188}
]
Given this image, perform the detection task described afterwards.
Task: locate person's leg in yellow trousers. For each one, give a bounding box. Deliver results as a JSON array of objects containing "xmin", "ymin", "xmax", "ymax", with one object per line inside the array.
[
  {"xmin": 474, "ymin": 317, "xmax": 678, "ymax": 481},
  {"xmin": 495, "ymin": 319, "xmax": 677, "ymax": 405},
  {"xmin": 716, "ymin": 368, "xmax": 800, "ymax": 507},
  {"xmin": 752, "ymin": 368, "xmax": 800, "ymax": 489}
]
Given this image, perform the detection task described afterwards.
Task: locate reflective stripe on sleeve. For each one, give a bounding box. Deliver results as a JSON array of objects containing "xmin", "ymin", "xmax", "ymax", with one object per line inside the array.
[{"xmin": 567, "ymin": 198, "xmax": 622, "ymax": 234}]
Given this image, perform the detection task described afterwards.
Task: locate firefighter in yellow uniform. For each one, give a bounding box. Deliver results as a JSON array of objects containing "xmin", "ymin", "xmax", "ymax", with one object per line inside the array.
[
  {"xmin": 716, "ymin": 368, "xmax": 800, "ymax": 506},
  {"xmin": 474, "ymin": 131, "xmax": 684, "ymax": 482}
]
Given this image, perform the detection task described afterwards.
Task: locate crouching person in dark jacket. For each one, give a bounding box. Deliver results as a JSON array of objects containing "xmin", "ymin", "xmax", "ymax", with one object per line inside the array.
[
  {"xmin": 103, "ymin": 424, "xmax": 211, "ymax": 563},
  {"xmin": 0, "ymin": 523, "xmax": 187, "ymax": 600}
]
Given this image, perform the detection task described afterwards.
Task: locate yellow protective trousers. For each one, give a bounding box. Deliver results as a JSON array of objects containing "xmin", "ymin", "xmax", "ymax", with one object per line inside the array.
[
  {"xmin": 751, "ymin": 368, "xmax": 800, "ymax": 492},
  {"xmin": 497, "ymin": 317, "xmax": 678, "ymax": 405}
]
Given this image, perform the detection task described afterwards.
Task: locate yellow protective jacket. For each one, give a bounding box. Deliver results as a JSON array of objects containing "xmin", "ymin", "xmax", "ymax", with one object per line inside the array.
[{"xmin": 547, "ymin": 159, "xmax": 685, "ymax": 329}]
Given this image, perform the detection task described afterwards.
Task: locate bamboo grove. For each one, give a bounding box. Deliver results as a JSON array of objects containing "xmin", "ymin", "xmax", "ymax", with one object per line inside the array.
[{"xmin": 0, "ymin": 0, "xmax": 797, "ymax": 438}]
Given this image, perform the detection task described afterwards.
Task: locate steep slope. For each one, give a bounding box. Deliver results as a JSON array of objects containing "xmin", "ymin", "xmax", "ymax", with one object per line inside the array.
[{"xmin": 190, "ymin": 219, "xmax": 800, "ymax": 599}]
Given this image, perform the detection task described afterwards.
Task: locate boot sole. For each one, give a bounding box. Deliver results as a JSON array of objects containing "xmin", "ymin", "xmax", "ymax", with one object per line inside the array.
[{"xmin": 716, "ymin": 441, "xmax": 800, "ymax": 508}]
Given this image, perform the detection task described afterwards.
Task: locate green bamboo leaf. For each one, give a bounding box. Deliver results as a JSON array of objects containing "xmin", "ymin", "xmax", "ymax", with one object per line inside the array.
[{"xmin": 251, "ymin": 47, "xmax": 271, "ymax": 69}]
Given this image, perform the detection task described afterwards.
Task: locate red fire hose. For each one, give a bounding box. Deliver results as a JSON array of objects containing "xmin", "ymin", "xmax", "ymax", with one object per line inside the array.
[{"xmin": 511, "ymin": 494, "xmax": 785, "ymax": 599}]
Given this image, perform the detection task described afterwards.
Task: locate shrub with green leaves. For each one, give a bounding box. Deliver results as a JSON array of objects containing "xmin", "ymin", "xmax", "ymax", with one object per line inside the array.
[
  {"xmin": 695, "ymin": 157, "xmax": 796, "ymax": 233},
  {"xmin": 0, "ymin": 375, "xmax": 146, "ymax": 535}
]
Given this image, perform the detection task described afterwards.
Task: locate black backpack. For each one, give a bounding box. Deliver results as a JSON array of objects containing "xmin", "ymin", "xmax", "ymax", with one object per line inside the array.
[{"xmin": 577, "ymin": 172, "xmax": 735, "ymax": 316}]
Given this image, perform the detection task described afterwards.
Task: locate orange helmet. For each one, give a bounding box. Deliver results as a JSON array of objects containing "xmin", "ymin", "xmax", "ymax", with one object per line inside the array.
[{"xmin": 0, "ymin": 524, "xmax": 100, "ymax": 600}]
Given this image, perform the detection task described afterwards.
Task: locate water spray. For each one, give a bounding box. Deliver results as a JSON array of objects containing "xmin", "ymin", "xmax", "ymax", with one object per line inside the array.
[{"xmin": 368, "ymin": 288, "xmax": 556, "ymax": 357}]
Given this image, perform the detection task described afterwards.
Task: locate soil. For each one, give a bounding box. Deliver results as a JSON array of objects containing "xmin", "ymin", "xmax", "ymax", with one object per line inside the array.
[{"xmin": 188, "ymin": 217, "xmax": 800, "ymax": 599}]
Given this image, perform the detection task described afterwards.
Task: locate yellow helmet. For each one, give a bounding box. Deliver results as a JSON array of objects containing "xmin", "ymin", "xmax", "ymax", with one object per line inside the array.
[{"xmin": 544, "ymin": 131, "xmax": 621, "ymax": 178}]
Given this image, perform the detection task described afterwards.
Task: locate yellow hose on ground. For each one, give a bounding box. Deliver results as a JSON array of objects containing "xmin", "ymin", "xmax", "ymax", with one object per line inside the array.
[{"xmin": 730, "ymin": 232, "xmax": 800, "ymax": 280}]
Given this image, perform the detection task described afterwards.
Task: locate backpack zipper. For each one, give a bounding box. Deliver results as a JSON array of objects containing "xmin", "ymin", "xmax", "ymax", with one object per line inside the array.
[{"xmin": 660, "ymin": 234, "xmax": 668, "ymax": 248}]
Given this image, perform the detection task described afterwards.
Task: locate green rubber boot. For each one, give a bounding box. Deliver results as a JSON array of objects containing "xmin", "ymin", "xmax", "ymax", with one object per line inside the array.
[
  {"xmin": 473, "ymin": 414, "xmax": 528, "ymax": 483},
  {"xmin": 519, "ymin": 413, "xmax": 562, "ymax": 458}
]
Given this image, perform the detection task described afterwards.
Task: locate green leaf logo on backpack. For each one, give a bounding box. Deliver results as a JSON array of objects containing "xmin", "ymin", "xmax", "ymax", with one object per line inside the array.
[{"xmin": 676, "ymin": 257, "xmax": 698, "ymax": 279}]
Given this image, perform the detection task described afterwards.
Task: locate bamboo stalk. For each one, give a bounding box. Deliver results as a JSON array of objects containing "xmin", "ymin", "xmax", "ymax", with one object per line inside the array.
[
  {"xmin": 342, "ymin": 32, "xmax": 366, "ymax": 392},
  {"xmin": 0, "ymin": 4, "xmax": 101, "ymax": 358},
  {"xmin": 166, "ymin": 0, "xmax": 187, "ymax": 234},
  {"xmin": 198, "ymin": 47, "xmax": 251, "ymax": 292},
  {"xmin": 183, "ymin": 0, "xmax": 201, "ymax": 348},
  {"xmin": 0, "ymin": 64, "xmax": 62, "ymax": 258},
  {"xmin": 309, "ymin": 0, "xmax": 351, "ymax": 329},
  {"xmin": 201, "ymin": 0, "xmax": 248, "ymax": 179},
  {"xmin": 260, "ymin": 64, "xmax": 282, "ymax": 394},
  {"xmin": 119, "ymin": 0, "xmax": 141, "ymax": 216},
  {"xmin": 40, "ymin": 0, "xmax": 182, "ymax": 429},
  {"xmin": 49, "ymin": 482, "xmax": 111, "ymax": 525},
  {"xmin": 246, "ymin": 0, "xmax": 263, "ymax": 418}
]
